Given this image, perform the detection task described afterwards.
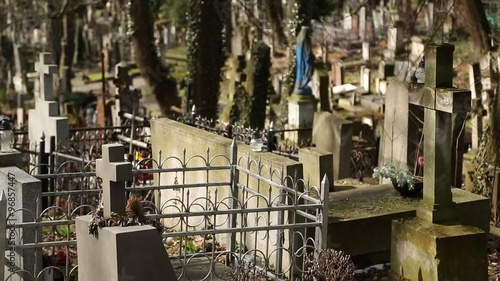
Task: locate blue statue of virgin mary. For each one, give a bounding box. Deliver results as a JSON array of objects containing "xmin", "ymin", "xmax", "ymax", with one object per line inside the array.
[{"xmin": 294, "ymin": 26, "xmax": 315, "ymax": 96}]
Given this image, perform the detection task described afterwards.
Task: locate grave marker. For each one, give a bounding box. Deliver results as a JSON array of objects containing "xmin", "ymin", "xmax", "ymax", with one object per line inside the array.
[
  {"xmin": 95, "ymin": 144, "xmax": 132, "ymax": 217},
  {"xmin": 390, "ymin": 43, "xmax": 487, "ymax": 281},
  {"xmin": 28, "ymin": 53, "xmax": 69, "ymax": 152},
  {"xmin": 467, "ymin": 63, "xmax": 483, "ymax": 149},
  {"xmin": 408, "ymin": 44, "xmax": 472, "ymax": 223},
  {"xmin": 77, "ymin": 143, "xmax": 176, "ymax": 281}
]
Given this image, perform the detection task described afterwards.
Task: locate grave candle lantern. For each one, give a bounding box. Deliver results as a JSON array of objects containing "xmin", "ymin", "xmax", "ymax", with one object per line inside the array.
[{"xmin": 0, "ymin": 118, "xmax": 14, "ymax": 153}]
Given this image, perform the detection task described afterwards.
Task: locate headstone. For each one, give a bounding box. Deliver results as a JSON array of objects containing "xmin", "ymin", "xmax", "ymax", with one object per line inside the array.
[
  {"xmin": 312, "ymin": 111, "xmax": 353, "ymax": 181},
  {"xmin": 372, "ymin": 8, "xmax": 383, "ymax": 34},
  {"xmin": 394, "ymin": 60, "xmax": 413, "ymax": 82},
  {"xmin": 358, "ymin": 7, "xmax": 366, "ymax": 41},
  {"xmin": 0, "ymin": 153, "xmax": 42, "ymax": 280},
  {"xmin": 28, "ymin": 53, "xmax": 69, "ymax": 151},
  {"xmin": 95, "ymin": 144, "xmax": 132, "ymax": 217},
  {"xmin": 362, "ymin": 42, "xmax": 370, "ymax": 61},
  {"xmin": 299, "ymin": 147, "xmax": 334, "ymax": 192},
  {"xmin": 76, "ymin": 144, "xmax": 176, "ymax": 281},
  {"xmin": 286, "ymin": 95, "xmax": 317, "ymax": 144},
  {"xmin": 390, "ymin": 44, "xmax": 487, "ymax": 281},
  {"xmin": 468, "ymin": 63, "xmax": 483, "ymax": 149},
  {"xmin": 312, "ymin": 71, "xmax": 330, "ymax": 111},
  {"xmin": 331, "ymin": 61, "xmax": 344, "ymax": 86},
  {"xmin": 350, "ymin": 15, "xmax": 360, "ymax": 40},
  {"xmin": 360, "ymin": 66, "xmax": 371, "ymax": 93},
  {"xmin": 343, "ymin": 11, "xmax": 352, "ymax": 31},
  {"xmin": 379, "ymin": 81, "xmax": 411, "ymax": 170},
  {"xmin": 425, "ymin": 2, "xmax": 434, "ymax": 28}
]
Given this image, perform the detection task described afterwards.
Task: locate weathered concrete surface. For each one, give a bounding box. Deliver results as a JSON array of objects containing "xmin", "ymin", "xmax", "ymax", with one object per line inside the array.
[
  {"xmin": 328, "ymin": 184, "xmax": 489, "ymax": 262},
  {"xmin": 389, "ymin": 217, "xmax": 487, "ymax": 281}
]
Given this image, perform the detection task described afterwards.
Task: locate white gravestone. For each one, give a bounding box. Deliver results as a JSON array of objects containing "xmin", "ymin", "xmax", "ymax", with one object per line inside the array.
[{"xmin": 28, "ymin": 53, "xmax": 69, "ymax": 152}]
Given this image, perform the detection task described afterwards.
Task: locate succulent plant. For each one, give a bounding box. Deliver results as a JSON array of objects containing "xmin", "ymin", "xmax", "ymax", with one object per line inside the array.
[{"xmin": 373, "ymin": 162, "xmax": 417, "ymax": 190}]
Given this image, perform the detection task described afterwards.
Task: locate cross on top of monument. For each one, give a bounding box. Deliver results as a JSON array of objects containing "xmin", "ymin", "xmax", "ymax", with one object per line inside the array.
[
  {"xmin": 409, "ymin": 44, "xmax": 472, "ymax": 225},
  {"xmin": 28, "ymin": 52, "xmax": 69, "ymax": 152},
  {"xmin": 34, "ymin": 53, "xmax": 58, "ymax": 101},
  {"xmin": 96, "ymin": 144, "xmax": 132, "ymax": 217}
]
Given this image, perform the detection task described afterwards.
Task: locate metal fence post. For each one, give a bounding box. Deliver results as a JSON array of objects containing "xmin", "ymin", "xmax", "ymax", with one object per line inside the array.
[
  {"xmin": 0, "ymin": 191, "xmax": 6, "ymax": 278},
  {"xmin": 226, "ymin": 139, "xmax": 239, "ymax": 265},
  {"xmin": 316, "ymin": 174, "xmax": 329, "ymax": 250},
  {"xmin": 49, "ymin": 136, "xmax": 56, "ymax": 208},
  {"xmin": 38, "ymin": 134, "xmax": 49, "ymax": 210},
  {"xmin": 267, "ymin": 121, "xmax": 275, "ymax": 152}
]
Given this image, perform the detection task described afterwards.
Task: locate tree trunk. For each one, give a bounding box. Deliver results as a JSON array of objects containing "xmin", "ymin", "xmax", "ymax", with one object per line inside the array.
[
  {"xmin": 455, "ymin": 0, "xmax": 491, "ymax": 57},
  {"xmin": 264, "ymin": 0, "xmax": 287, "ymax": 51},
  {"xmin": 129, "ymin": 0, "xmax": 180, "ymax": 116},
  {"xmin": 187, "ymin": 0, "xmax": 226, "ymax": 120},
  {"xmin": 59, "ymin": 0, "xmax": 76, "ymax": 93}
]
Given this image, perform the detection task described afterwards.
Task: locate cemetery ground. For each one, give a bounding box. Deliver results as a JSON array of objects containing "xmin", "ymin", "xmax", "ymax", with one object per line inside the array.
[{"xmin": 4, "ymin": 1, "xmax": 500, "ymax": 280}]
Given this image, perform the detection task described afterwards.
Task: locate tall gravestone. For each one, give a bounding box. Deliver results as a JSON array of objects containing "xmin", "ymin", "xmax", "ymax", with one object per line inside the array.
[
  {"xmin": 312, "ymin": 111, "xmax": 353, "ymax": 181},
  {"xmin": 76, "ymin": 144, "xmax": 176, "ymax": 281},
  {"xmin": 28, "ymin": 53, "xmax": 69, "ymax": 152},
  {"xmin": 390, "ymin": 44, "xmax": 487, "ymax": 281},
  {"xmin": 0, "ymin": 151, "xmax": 42, "ymax": 280}
]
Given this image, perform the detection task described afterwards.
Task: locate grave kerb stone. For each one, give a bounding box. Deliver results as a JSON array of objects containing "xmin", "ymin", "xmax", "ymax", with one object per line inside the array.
[{"xmin": 95, "ymin": 144, "xmax": 132, "ymax": 217}]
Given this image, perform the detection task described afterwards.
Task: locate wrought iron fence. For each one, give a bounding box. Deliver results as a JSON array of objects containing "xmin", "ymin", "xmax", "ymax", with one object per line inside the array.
[{"xmin": 1, "ymin": 143, "xmax": 328, "ymax": 281}]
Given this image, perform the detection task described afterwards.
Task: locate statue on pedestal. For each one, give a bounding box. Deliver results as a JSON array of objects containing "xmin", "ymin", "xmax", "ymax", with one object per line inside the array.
[{"xmin": 294, "ymin": 26, "xmax": 315, "ymax": 96}]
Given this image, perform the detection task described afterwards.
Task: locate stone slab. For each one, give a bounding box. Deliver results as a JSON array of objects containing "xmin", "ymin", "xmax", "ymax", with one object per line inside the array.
[
  {"xmin": 389, "ymin": 217, "xmax": 487, "ymax": 281},
  {"xmin": 0, "ymin": 151, "xmax": 22, "ymax": 169},
  {"xmin": 328, "ymin": 184, "xmax": 489, "ymax": 259},
  {"xmin": 76, "ymin": 215, "xmax": 176, "ymax": 281}
]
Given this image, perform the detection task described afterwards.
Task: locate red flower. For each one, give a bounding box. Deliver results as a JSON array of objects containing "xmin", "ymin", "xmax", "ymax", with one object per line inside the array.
[
  {"xmin": 417, "ymin": 156, "xmax": 424, "ymax": 167},
  {"xmin": 54, "ymin": 250, "xmax": 71, "ymax": 266}
]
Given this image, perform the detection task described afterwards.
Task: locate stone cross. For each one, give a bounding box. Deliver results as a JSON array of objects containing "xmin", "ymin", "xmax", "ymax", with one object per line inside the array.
[
  {"xmin": 409, "ymin": 44, "xmax": 471, "ymax": 225},
  {"xmin": 28, "ymin": 53, "xmax": 69, "ymax": 152},
  {"xmin": 96, "ymin": 144, "xmax": 132, "ymax": 217},
  {"xmin": 34, "ymin": 53, "xmax": 58, "ymax": 101}
]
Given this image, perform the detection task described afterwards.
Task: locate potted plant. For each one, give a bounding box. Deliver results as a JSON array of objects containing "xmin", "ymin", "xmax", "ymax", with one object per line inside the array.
[{"xmin": 373, "ymin": 161, "xmax": 423, "ymax": 197}]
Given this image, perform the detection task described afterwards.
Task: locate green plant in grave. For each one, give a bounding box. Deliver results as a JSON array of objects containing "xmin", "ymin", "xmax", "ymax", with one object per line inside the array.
[{"xmin": 373, "ymin": 162, "xmax": 418, "ymax": 189}]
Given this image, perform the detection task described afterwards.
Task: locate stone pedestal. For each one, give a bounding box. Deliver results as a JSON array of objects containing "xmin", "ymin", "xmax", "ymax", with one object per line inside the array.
[
  {"xmin": 76, "ymin": 216, "xmax": 176, "ymax": 281},
  {"xmin": 0, "ymin": 150, "xmax": 22, "ymax": 169},
  {"xmin": 298, "ymin": 147, "xmax": 334, "ymax": 191},
  {"xmin": 389, "ymin": 218, "xmax": 487, "ymax": 281},
  {"xmin": 286, "ymin": 94, "xmax": 317, "ymax": 144}
]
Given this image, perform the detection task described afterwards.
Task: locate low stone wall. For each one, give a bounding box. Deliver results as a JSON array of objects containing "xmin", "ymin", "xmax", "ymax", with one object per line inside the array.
[{"xmin": 151, "ymin": 119, "xmax": 304, "ymax": 272}]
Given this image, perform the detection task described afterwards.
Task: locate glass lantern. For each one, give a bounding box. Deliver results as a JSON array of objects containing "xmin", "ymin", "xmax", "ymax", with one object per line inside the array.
[
  {"xmin": 0, "ymin": 118, "xmax": 14, "ymax": 153},
  {"xmin": 249, "ymin": 130, "xmax": 263, "ymax": 152}
]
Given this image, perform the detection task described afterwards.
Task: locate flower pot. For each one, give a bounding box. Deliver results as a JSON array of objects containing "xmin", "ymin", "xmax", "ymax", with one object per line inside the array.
[{"xmin": 391, "ymin": 178, "xmax": 423, "ymax": 197}]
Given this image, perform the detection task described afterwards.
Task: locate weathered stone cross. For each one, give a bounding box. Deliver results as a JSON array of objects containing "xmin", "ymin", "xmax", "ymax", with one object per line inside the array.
[
  {"xmin": 34, "ymin": 53, "xmax": 58, "ymax": 101},
  {"xmin": 96, "ymin": 144, "xmax": 132, "ymax": 217},
  {"xmin": 409, "ymin": 44, "xmax": 471, "ymax": 225},
  {"xmin": 28, "ymin": 53, "xmax": 69, "ymax": 152}
]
